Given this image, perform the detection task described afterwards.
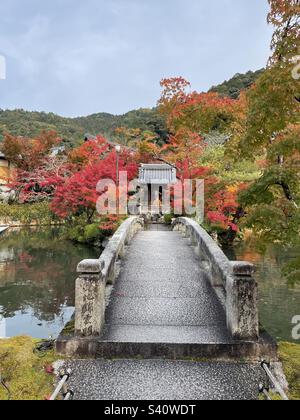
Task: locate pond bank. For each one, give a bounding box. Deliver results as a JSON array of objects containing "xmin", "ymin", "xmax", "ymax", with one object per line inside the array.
[
  {"xmin": 0, "ymin": 337, "xmax": 298, "ymax": 400},
  {"xmin": 279, "ymin": 342, "xmax": 300, "ymax": 400},
  {"xmin": 0, "ymin": 336, "xmax": 58, "ymax": 400}
]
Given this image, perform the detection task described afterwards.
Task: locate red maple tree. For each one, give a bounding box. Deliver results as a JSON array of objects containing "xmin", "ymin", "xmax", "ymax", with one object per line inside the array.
[{"xmin": 51, "ymin": 148, "xmax": 138, "ymax": 223}]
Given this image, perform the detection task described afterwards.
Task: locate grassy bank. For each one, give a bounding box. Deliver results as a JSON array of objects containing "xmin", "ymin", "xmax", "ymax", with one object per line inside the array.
[
  {"xmin": 0, "ymin": 337, "xmax": 58, "ymax": 401},
  {"xmin": 279, "ymin": 342, "xmax": 300, "ymax": 400},
  {"xmin": 0, "ymin": 202, "xmax": 58, "ymax": 226},
  {"xmin": 65, "ymin": 216, "xmax": 125, "ymax": 246},
  {"xmin": 0, "ymin": 337, "xmax": 299, "ymax": 400}
]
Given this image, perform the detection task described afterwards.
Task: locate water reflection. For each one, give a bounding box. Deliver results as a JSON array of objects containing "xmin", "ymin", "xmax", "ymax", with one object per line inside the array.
[
  {"xmin": 224, "ymin": 242, "xmax": 300, "ymax": 343},
  {"xmin": 0, "ymin": 228, "xmax": 98, "ymax": 338},
  {"xmin": 1, "ymin": 227, "xmax": 298, "ymax": 343}
]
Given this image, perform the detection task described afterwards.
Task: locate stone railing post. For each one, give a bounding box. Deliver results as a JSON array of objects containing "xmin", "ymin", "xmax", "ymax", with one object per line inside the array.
[
  {"xmin": 75, "ymin": 259, "xmax": 106, "ymax": 337},
  {"xmin": 226, "ymin": 262, "xmax": 259, "ymax": 341}
]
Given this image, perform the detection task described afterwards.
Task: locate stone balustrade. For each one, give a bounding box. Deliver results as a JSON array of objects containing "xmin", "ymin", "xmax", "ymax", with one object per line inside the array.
[
  {"xmin": 74, "ymin": 215, "xmax": 259, "ymax": 342},
  {"xmin": 173, "ymin": 217, "xmax": 259, "ymax": 341},
  {"xmin": 75, "ymin": 216, "xmax": 144, "ymax": 337}
]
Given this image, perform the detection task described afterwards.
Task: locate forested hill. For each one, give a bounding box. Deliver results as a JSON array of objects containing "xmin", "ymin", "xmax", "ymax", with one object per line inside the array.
[
  {"xmin": 73, "ymin": 108, "xmax": 168, "ymax": 144},
  {"xmin": 0, "ymin": 69, "xmax": 264, "ymax": 146},
  {"xmin": 0, "ymin": 108, "xmax": 166, "ymax": 146},
  {"xmin": 209, "ymin": 69, "xmax": 264, "ymax": 99}
]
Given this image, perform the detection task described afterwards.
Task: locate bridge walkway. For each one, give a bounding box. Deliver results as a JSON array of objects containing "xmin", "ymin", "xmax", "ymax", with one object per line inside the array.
[
  {"xmin": 101, "ymin": 227, "xmax": 232, "ymax": 346},
  {"xmin": 59, "ymin": 225, "xmax": 271, "ymax": 400}
]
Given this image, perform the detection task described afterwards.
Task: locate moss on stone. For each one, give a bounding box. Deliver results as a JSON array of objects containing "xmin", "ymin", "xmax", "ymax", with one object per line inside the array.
[
  {"xmin": 0, "ymin": 336, "xmax": 58, "ymax": 400},
  {"xmin": 164, "ymin": 214, "xmax": 174, "ymax": 225},
  {"xmin": 279, "ymin": 342, "xmax": 300, "ymax": 400},
  {"xmin": 62, "ymin": 319, "xmax": 75, "ymax": 336}
]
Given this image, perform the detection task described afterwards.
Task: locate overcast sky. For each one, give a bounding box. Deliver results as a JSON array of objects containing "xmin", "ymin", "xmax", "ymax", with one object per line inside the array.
[{"xmin": 0, "ymin": 0, "xmax": 273, "ymax": 117}]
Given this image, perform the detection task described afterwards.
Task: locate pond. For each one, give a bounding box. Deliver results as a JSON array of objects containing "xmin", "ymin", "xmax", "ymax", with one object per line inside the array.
[
  {"xmin": 0, "ymin": 227, "xmax": 299, "ymax": 343},
  {"xmin": 0, "ymin": 227, "xmax": 98, "ymax": 339},
  {"xmin": 224, "ymin": 242, "xmax": 300, "ymax": 344}
]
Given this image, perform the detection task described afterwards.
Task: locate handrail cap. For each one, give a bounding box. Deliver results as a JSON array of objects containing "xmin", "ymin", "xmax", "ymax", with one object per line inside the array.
[
  {"xmin": 230, "ymin": 261, "xmax": 255, "ymax": 277},
  {"xmin": 77, "ymin": 259, "xmax": 104, "ymax": 274}
]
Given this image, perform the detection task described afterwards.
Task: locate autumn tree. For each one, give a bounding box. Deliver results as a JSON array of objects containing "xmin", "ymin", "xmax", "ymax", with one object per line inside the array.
[
  {"xmin": 226, "ymin": 0, "xmax": 300, "ymax": 281},
  {"xmin": 52, "ymin": 149, "xmax": 138, "ymax": 223},
  {"xmin": 155, "ymin": 77, "xmax": 244, "ymax": 235},
  {"xmin": 268, "ymin": 0, "xmax": 300, "ymax": 64},
  {"xmin": 159, "ymin": 78, "xmax": 236, "ymax": 136},
  {"xmin": 235, "ymin": 0, "xmax": 300, "ymax": 211},
  {"xmin": 2, "ymin": 131, "xmax": 60, "ymax": 171},
  {"xmin": 68, "ymin": 136, "xmax": 109, "ymax": 169},
  {"xmin": 1, "ymin": 131, "xmax": 69, "ymax": 202},
  {"xmin": 233, "ymin": 1, "xmax": 299, "ymax": 156},
  {"xmin": 114, "ymin": 127, "xmax": 161, "ymax": 148},
  {"xmin": 11, "ymin": 156, "xmax": 69, "ymax": 203}
]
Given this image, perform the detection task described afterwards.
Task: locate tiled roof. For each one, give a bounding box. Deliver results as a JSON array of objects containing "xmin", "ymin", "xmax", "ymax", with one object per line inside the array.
[
  {"xmin": 203, "ymin": 132, "xmax": 231, "ymax": 146},
  {"xmin": 139, "ymin": 164, "xmax": 177, "ymax": 185}
]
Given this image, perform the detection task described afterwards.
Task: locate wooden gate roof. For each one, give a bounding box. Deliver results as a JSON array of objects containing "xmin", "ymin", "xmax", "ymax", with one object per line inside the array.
[{"xmin": 139, "ymin": 164, "xmax": 177, "ymax": 185}]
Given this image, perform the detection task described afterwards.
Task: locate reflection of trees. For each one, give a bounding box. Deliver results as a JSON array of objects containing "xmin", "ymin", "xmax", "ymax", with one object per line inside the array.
[
  {"xmin": 223, "ymin": 241, "xmax": 300, "ymax": 342},
  {"xmin": 0, "ymin": 227, "xmax": 98, "ymax": 321}
]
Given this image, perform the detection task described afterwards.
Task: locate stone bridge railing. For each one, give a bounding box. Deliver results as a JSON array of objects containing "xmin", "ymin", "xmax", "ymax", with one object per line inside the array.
[
  {"xmin": 173, "ymin": 217, "xmax": 259, "ymax": 341},
  {"xmin": 74, "ymin": 216, "xmax": 258, "ymax": 342},
  {"xmin": 75, "ymin": 216, "xmax": 144, "ymax": 337}
]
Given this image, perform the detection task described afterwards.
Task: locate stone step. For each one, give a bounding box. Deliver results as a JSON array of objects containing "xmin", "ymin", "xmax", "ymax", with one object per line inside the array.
[
  {"xmin": 95, "ymin": 333, "xmax": 277, "ymax": 361},
  {"xmin": 62, "ymin": 359, "xmax": 267, "ymax": 400},
  {"xmin": 101, "ymin": 324, "xmax": 232, "ymax": 344},
  {"xmin": 56, "ymin": 330, "xmax": 277, "ymax": 361}
]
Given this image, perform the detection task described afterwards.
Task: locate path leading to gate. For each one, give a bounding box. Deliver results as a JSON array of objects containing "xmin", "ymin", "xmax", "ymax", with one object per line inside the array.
[{"xmin": 62, "ymin": 225, "xmax": 268, "ymax": 400}]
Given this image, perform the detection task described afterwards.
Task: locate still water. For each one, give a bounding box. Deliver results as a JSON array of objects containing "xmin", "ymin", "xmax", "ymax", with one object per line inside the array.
[
  {"xmin": 0, "ymin": 228, "xmax": 299, "ymax": 342},
  {"xmin": 224, "ymin": 242, "xmax": 300, "ymax": 344},
  {"xmin": 0, "ymin": 228, "xmax": 98, "ymax": 339}
]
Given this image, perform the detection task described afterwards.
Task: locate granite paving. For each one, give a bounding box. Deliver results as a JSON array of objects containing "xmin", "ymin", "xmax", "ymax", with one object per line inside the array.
[
  {"xmin": 60, "ymin": 227, "xmax": 269, "ymax": 400},
  {"xmin": 64, "ymin": 359, "xmax": 266, "ymax": 400},
  {"xmin": 102, "ymin": 230, "xmax": 230, "ymax": 344}
]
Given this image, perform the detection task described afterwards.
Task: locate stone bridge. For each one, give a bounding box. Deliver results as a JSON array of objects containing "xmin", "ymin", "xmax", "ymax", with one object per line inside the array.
[{"xmin": 56, "ymin": 216, "xmax": 276, "ymax": 362}]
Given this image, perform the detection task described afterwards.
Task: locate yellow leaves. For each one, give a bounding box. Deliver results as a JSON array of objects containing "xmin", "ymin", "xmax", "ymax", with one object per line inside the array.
[{"xmin": 226, "ymin": 184, "xmax": 239, "ymax": 195}]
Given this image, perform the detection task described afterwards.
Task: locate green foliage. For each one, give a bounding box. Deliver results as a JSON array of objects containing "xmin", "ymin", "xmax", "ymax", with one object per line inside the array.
[
  {"xmin": 222, "ymin": 1, "xmax": 300, "ymax": 279},
  {"xmin": 0, "ymin": 109, "xmax": 84, "ymax": 147},
  {"xmin": 209, "ymin": 69, "xmax": 265, "ymax": 99},
  {"xmin": 240, "ymin": 203, "xmax": 300, "ymax": 244},
  {"xmin": 66, "ymin": 219, "xmax": 121, "ymax": 246},
  {"xmin": 66, "ymin": 225, "xmax": 86, "ymax": 243},
  {"xmin": 239, "ymin": 66, "xmax": 299, "ymax": 158},
  {"xmin": 200, "ymin": 145, "xmax": 261, "ymax": 183},
  {"xmin": 84, "ymin": 223, "xmax": 103, "ymax": 242},
  {"xmin": 238, "ymin": 126, "xmax": 300, "ymax": 251},
  {"xmin": 76, "ymin": 108, "xmax": 168, "ymax": 143},
  {"xmin": 239, "ymin": 167, "xmax": 300, "ymax": 207},
  {"xmin": 66, "ymin": 224, "xmax": 104, "ymax": 245},
  {"xmin": 282, "ymin": 256, "xmax": 300, "ymax": 287},
  {"xmin": 0, "ymin": 203, "xmax": 57, "ymax": 225},
  {"xmin": 163, "ymin": 213, "xmax": 173, "ymax": 225},
  {"xmin": 0, "ymin": 108, "xmax": 168, "ymax": 147}
]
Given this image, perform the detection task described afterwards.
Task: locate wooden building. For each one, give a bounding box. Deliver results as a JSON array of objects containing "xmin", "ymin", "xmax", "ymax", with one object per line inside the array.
[
  {"xmin": 138, "ymin": 164, "xmax": 177, "ymax": 215},
  {"xmin": 0, "ymin": 153, "xmax": 13, "ymax": 185}
]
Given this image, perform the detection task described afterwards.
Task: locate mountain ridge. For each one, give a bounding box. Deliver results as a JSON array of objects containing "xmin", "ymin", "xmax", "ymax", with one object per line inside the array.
[{"xmin": 0, "ymin": 69, "xmax": 264, "ymax": 145}]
